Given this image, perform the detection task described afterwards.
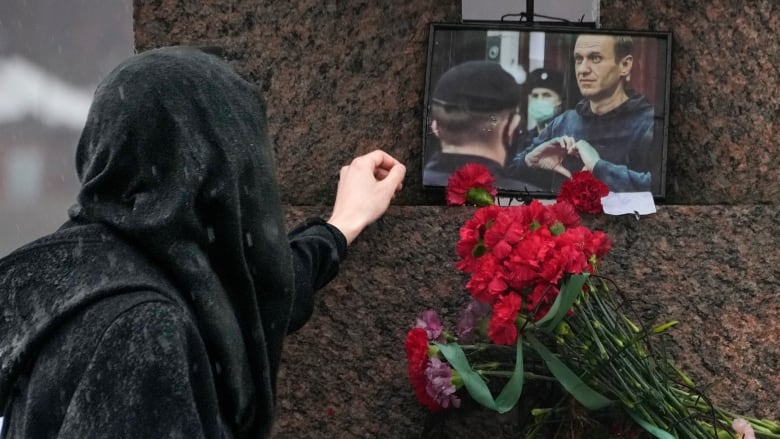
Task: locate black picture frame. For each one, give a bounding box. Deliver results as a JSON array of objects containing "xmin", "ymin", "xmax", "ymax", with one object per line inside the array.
[{"xmin": 421, "ymin": 22, "xmax": 672, "ymax": 199}]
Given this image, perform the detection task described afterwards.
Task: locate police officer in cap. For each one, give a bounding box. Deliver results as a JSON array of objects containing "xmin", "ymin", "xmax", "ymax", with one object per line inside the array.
[
  {"xmin": 507, "ymin": 67, "xmax": 567, "ymax": 192},
  {"xmin": 424, "ymin": 60, "xmax": 542, "ymax": 194},
  {"xmin": 526, "ymin": 67, "xmax": 565, "ymax": 137}
]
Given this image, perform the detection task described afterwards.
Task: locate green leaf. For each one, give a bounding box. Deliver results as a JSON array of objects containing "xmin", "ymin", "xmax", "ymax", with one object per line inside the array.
[
  {"xmin": 537, "ymin": 273, "xmax": 589, "ymax": 332},
  {"xmin": 436, "ymin": 338, "xmax": 524, "ymax": 414},
  {"xmin": 626, "ymin": 410, "xmax": 676, "ymax": 439},
  {"xmin": 527, "ymin": 334, "xmax": 613, "ymax": 410},
  {"xmin": 436, "ymin": 342, "xmax": 495, "ymax": 409},
  {"xmin": 494, "ymin": 337, "xmax": 524, "ymax": 410}
]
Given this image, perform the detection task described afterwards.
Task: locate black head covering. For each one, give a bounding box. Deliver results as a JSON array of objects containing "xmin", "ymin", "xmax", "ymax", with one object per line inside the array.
[
  {"xmin": 526, "ymin": 67, "xmax": 565, "ymax": 98},
  {"xmin": 69, "ymin": 46, "xmax": 293, "ymax": 436},
  {"xmin": 432, "ymin": 60, "xmax": 523, "ymax": 112}
]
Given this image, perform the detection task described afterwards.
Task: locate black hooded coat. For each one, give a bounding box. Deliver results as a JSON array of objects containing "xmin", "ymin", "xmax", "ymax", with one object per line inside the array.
[{"xmin": 0, "ymin": 47, "xmax": 346, "ymax": 438}]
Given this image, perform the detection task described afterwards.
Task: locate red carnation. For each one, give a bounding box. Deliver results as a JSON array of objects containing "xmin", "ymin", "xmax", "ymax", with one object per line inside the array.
[
  {"xmin": 488, "ymin": 292, "xmax": 522, "ymax": 345},
  {"xmin": 446, "ymin": 163, "xmax": 497, "ymax": 206},
  {"xmin": 405, "ymin": 328, "xmax": 441, "ymax": 411},
  {"xmin": 546, "ymin": 201, "xmax": 581, "ymax": 228},
  {"xmin": 516, "ymin": 199, "xmax": 549, "ymax": 228},
  {"xmin": 483, "ymin": 207, "xmax": 529, "ymax": 261},
  {"xmin": 465, "ymin": 253, "xmax": 503, "ymax": 303},
  {"xmin": 557, "ymin": 171, "xmax": 609, "ymax": 214},
  {"xmin": 456, "ymin": 205, "xmax": 502, "ymax": 273},
  {"xmin": 525, "ymin": 283, "xmax": 558, "ymax": 320},
  {"xmin": 586, "ymin": 230, "xmax": 612, "ymax": 260}
]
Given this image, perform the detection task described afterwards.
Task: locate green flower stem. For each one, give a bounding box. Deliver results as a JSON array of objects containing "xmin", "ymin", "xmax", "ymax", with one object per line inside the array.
[
  {"xmin": 523, "ymin": 394, "xmax": 571, "ymax": 439},
  {"xmin": 468, "ymin": 275, "xmax": 780, "ymax": 439},
  {"xmin": 565, "ymin": 314, "xmax": 649, "ymax": 394},
  {"xmin": 547, "ymin": 282, "xmax": 745, "ymax": 438},
  {"xmin": 671, "ymin": 388, "xmax": 780, "ymax": 438},
  {"xmin": 457, "ymin": 343, "xmax": 495, "ymax": 351},
  {"xmin": 459, "ymin": 343, "xmax": 517, "ymax": 353},
  {"xmin": 589, "ymin": 281, "xmax": 623, "ymax": 329},
  {"xmin": 470, "ymin": 361, "xmax": 511, "ymax": 370}
]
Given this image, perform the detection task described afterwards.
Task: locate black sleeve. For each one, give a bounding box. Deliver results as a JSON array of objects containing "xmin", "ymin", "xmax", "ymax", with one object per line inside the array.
[{"xmin": 286, "ymin": 217, "xmax": 348, "ymax": 333}]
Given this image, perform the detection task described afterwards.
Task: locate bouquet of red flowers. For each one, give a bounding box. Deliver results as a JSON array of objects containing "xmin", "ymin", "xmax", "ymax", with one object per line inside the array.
[
  {"xmin": 405, "ymin": 164, "xmax": 780, "ymax": 439},
  {"xmin": 455, "ymin": 199, "xmax": 610, "ymax": 346}
]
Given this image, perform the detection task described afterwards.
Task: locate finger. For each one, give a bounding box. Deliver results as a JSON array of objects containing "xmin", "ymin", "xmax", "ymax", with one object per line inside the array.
[
  {"xmin": 362, "ymin": 149, "xmax": 401, "ymax": 172},
  {"xmin": 374, "ymin": 167, "xmax": 390, "ymax": 180},
  {"xmin": 553, "ymin": 165, "xmax": 572, "ymax": 179},
  {"xmin": 378, "ymin": 163, "xmax": 406, "ymax": 192}
]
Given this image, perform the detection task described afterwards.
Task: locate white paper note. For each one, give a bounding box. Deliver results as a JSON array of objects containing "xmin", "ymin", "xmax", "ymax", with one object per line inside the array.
[{"xmin": 601, "ymin": 192, "xmax": 657, "ymax": 216}]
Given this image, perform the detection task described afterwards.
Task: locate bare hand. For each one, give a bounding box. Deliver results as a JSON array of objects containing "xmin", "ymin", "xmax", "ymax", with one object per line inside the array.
[
  {"xmin": 568, "ymin": 139, "xmax": 600, "ymax": 171},
  {"xmin": 327, "ymin": 150, "xmax": 406, "ymax": 244},
  {"xmin": 525, "ymin": 136, "xmax": 574, "ymax": 179}
]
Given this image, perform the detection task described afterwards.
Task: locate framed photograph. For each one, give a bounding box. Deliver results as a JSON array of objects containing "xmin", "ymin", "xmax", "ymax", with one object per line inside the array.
[{"xmin": 421, "ymin": 22, "xmax": 672, "ymax": 199}]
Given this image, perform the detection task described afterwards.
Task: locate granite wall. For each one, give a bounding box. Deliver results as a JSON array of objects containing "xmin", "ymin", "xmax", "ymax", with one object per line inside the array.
[{"xmin": 133, "ymin": 1, "xmax": 780, "ymax": 437}]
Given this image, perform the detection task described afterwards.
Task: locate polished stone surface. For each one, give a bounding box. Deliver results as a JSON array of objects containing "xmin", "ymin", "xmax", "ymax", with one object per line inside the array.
[
  {"xmin": 134, "ymin": 1, "xmax": 460, "ymax": 207},
  {"xmin": 134, "ymin": 1, "xmax": 780, "ymax": 206},
  {"xmin": 131, "ymin": 1, "xmax": 780, "ymax": 437},
  {"xmin": 600, "ymin": 1, "xmax": 780, "ymax": 204}
]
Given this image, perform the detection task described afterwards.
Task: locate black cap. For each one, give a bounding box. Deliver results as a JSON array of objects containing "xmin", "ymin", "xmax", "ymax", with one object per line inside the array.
[
  {"xmin": 432, "ymin": 61, "xmax": 522, "ymax": 112},
  {"xmin": 526, "ymin": 68, "xmax": 564, "ymax": 98}
]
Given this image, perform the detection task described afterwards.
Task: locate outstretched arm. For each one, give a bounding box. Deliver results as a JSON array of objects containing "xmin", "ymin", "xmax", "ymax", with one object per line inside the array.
[{"xmin": 287, "ymin": 150, "xmax": 406, "ymax": 332}]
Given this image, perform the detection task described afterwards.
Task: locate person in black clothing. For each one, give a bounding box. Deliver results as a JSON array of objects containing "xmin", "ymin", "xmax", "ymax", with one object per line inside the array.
[
  {"xmin": 511, "ymin": 68, "xmax": 568, "ymax": 190},
  {"xmin": 423, "ymin": 60, "xmax": 542, "ymax": 194},
  {"xmin": 524, "ymin": 68, "xmax": 566, "ymax": 146},
  {"xmin": 0, "ymin": 46, "xmax": 405, "ymax": 438}
]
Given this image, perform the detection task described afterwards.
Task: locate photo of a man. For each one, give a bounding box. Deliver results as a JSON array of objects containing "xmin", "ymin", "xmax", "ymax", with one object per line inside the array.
[
  {"xmin": 423, "ymin": 60, "xmax": 543, "ymax": 193},
  {"xmin": 422, "ymin": 24, "xmax": 670, "ymax": 198},
  {"xmin": 510, "ymin": 34, "xmax": 660, "ymax": 194}
]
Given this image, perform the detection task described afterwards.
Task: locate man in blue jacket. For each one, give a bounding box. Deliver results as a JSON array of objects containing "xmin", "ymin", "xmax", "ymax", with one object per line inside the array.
[{"xmin": 511, "ymin": 34, "xmax": 659, "ymax": 194}]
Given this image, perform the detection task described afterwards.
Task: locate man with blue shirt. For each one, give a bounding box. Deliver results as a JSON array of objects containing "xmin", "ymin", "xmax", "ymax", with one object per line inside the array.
[{"xmin": 511, "ymin": 34, "xmax": 659, "ymax": 194}]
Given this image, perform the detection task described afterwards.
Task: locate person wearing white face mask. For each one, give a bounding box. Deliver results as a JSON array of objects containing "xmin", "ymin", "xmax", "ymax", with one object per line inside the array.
[
  {"xmin": 506, "ymin": 68, "xmax": 566, "ymax": 191},
  {"xmin": 526, "ymin": 68, "xmax": 565, "ymax": 138}
]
